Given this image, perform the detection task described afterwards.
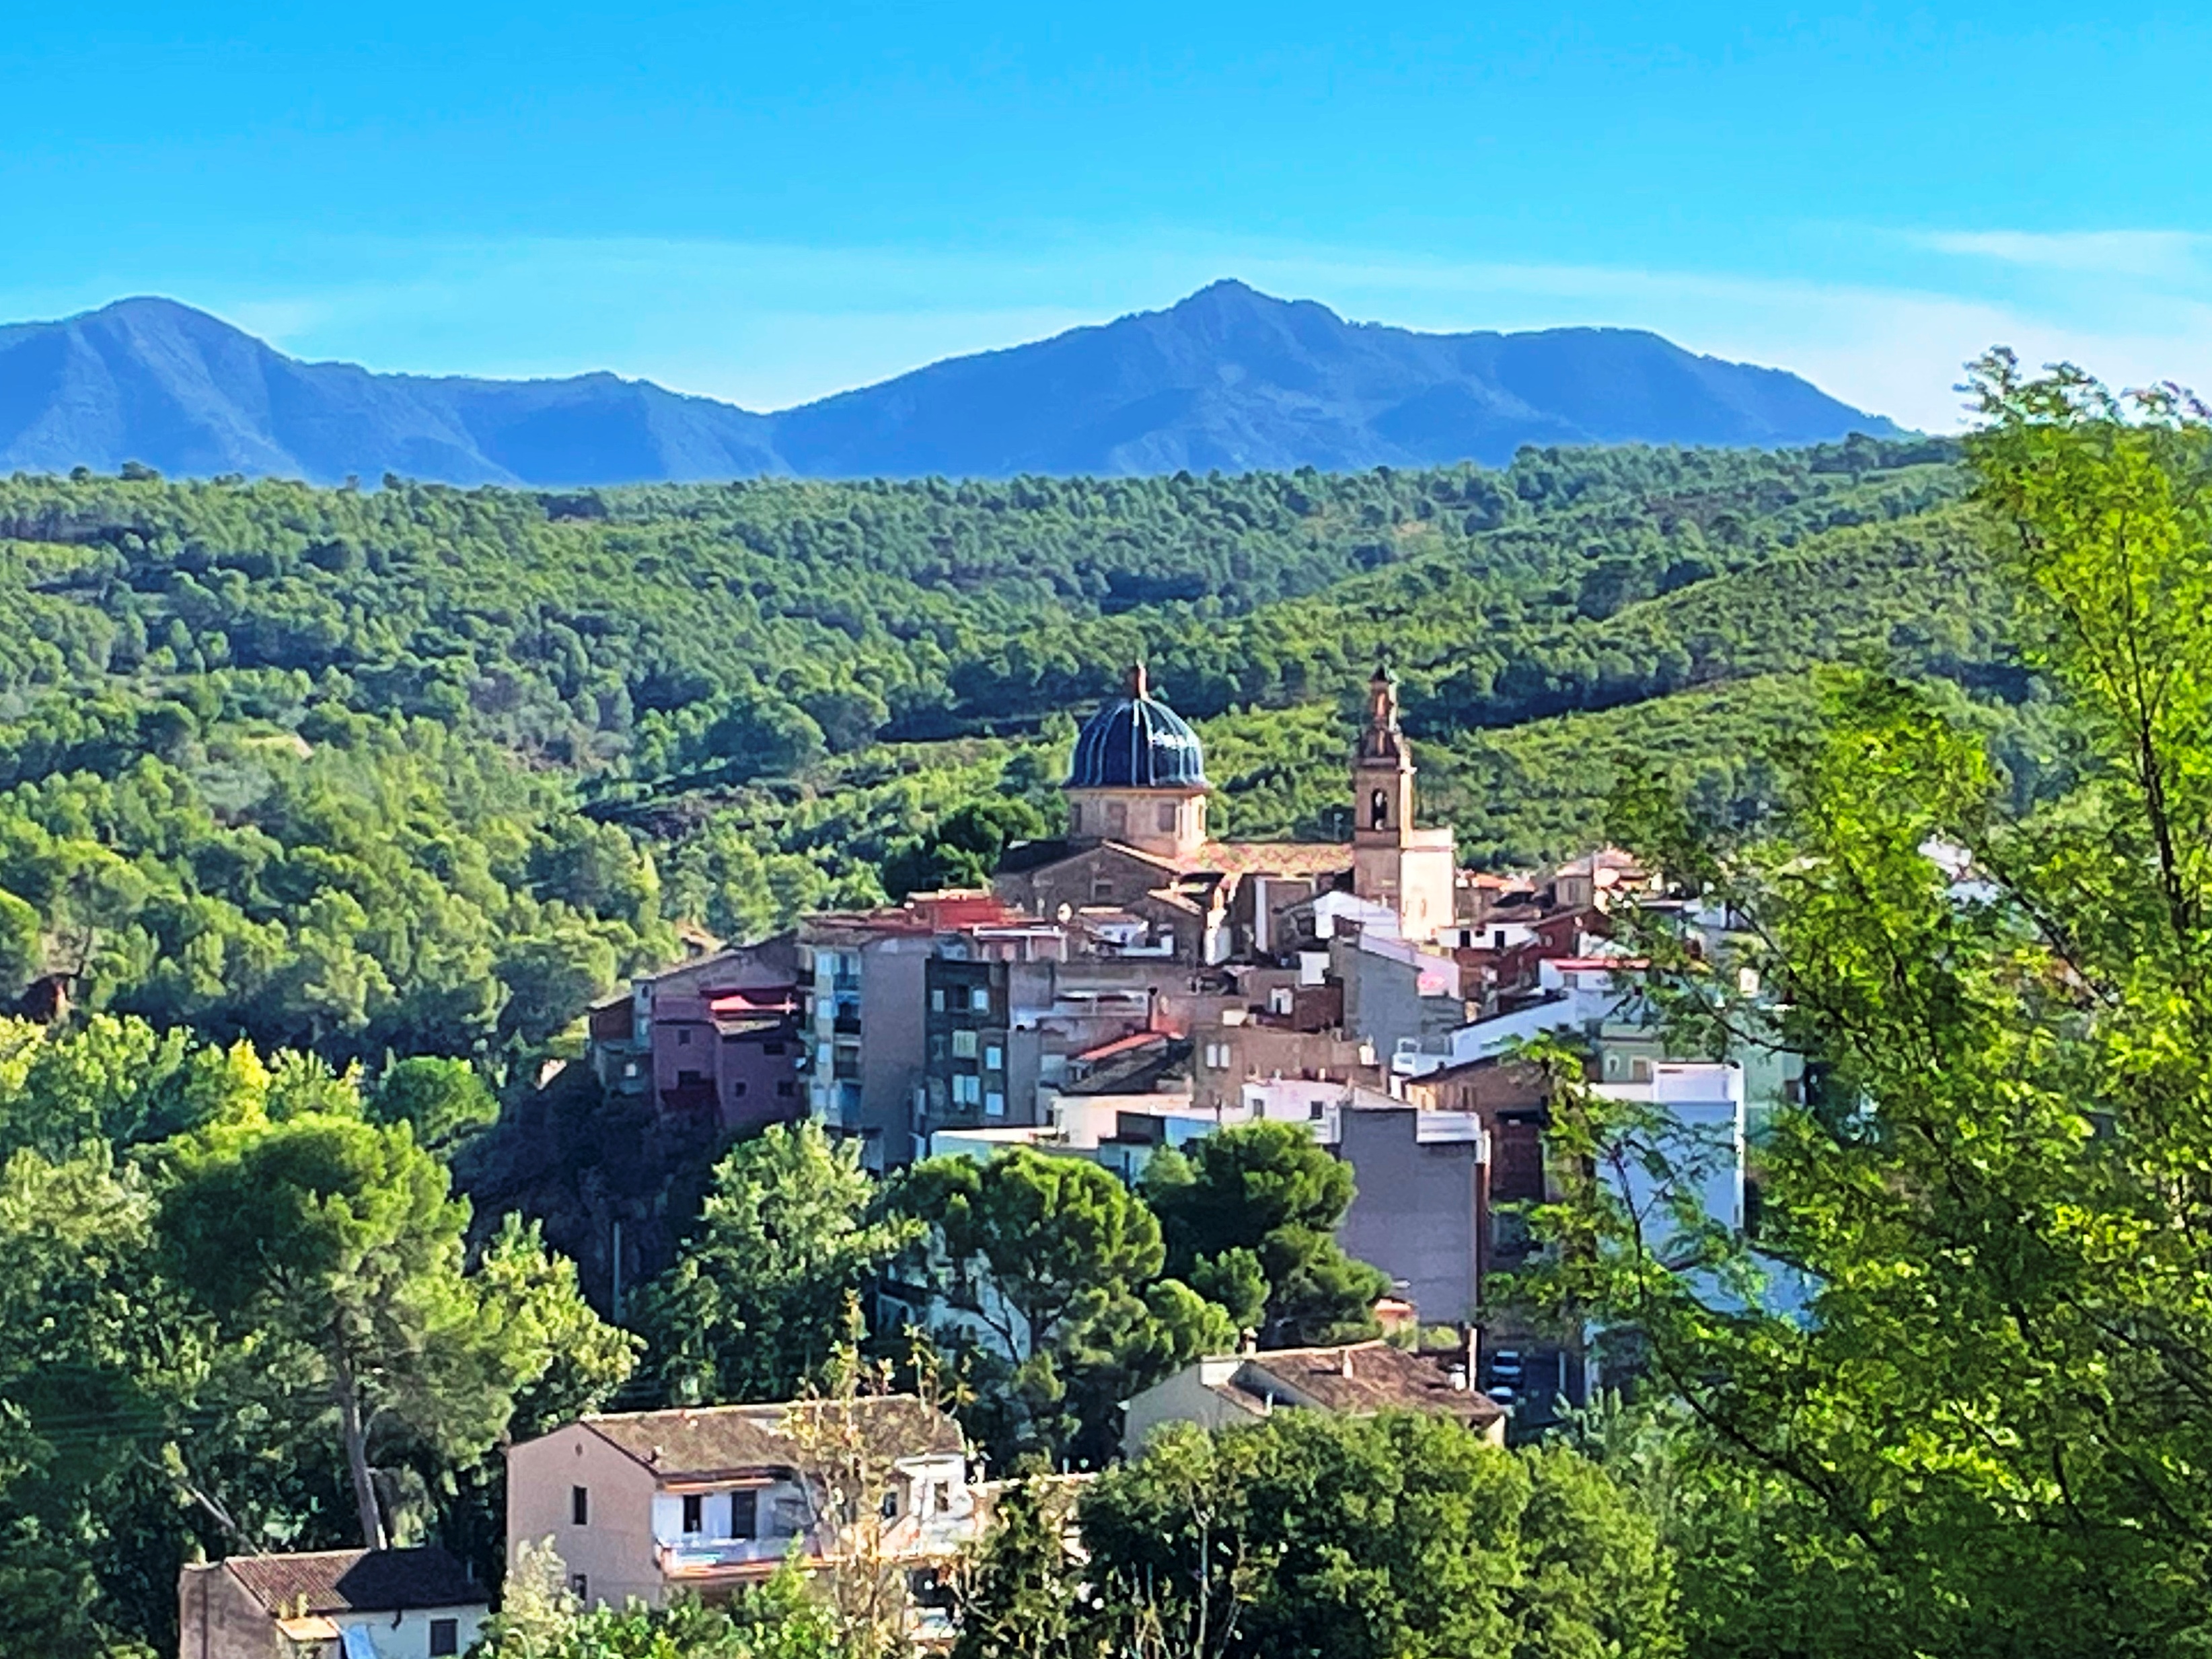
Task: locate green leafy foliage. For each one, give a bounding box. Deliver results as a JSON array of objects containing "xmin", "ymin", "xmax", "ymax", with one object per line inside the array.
[
  {"xmin": 633, "ymin": 1122, "xmax": 919, "ymax": 1406},
  {"xmin": 0, "ymin": 437, "xmax": 2015, "ymax": 1071},
  {"xmin": 1143, "ymin": 1121, "xmax": 1389, "ymax": 1346},
  {"xmin": 1522, "ymin": 359, "xmax": 2212, "ymax": 1656},
  {"xmin": 885, "ymin": 1148, "xmax": 1234, "ymax": 1467},
  {"xmin": 1065, "ymin": 1411, "xmax": 1676, "ymax": 1659}
]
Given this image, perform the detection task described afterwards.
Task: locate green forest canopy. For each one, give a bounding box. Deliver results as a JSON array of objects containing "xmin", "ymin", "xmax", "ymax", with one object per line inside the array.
[{"xmin": 0, "ymin": 435, "xmax": 2028, "ymax": 1062}]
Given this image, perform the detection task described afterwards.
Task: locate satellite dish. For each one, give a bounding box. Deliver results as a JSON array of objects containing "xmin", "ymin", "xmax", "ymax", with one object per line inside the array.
[{"xmin": 1056, "ymin": 903, "xmax": 1073, "ymax": 923}]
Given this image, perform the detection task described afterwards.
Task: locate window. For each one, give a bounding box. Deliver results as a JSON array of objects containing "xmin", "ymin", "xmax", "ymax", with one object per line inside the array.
[
  {"xmin": 951, "ymin": 1029, "xmax": 979, "ymax": 1060},
  {"xmin": 1370, "ymin": 788, "xmax": 1389, "ymax": 828},
  {"xmin": 970, "ymin": 986, "xmax": 990, "ymax": 1012},
  {"xmin": 1310, "ymin": 1100, "xmax": 1327, "ymax": 1119},
  {"xmin": 1068, "ymin": 803, "xmax": 1083, "ymax": 834},
  {"xmin": 764, "ymin": 1041, "xmax": 785, "ymax": 1056},
  {"xmin": 1107, "ymin": 801, "xmax": 1128, "ymax": 834},
  {"xmin": 682, "ymin": 1493, "xmax": 704, "ymax": 1534},
  {"xmin": 571, "ymin": 1485, "xmax": 589, "ymax": 1526},
  {"xmin": 932, "ymin": 1480, "xmax": 953, "ymax": 1514},
  {"xmin": 953, "ymin": 1074, "xmax": 982, "ymax": 1106},
  {"xmin": 677, "ymin": 1068, "xmax": 704, "ymax": 1086},
  {"xmin": 1156, "ymin": 801, "xmax": 1178, "ymax": 832},
  {"xmin": 776, "ymin": 1080, "xmax": 795, "ymax": 1097},
  {"xmin": 677, "ymin": 1027, "xmax": 692, "ymax": 1046},
  {"xmin": 984, "ymin": 1045, "xmax": 1003, "ymax": 1072},
  {"xmin": 430, "ymin": 1619, "xmax": 459, "ymax": 1657},
  {"xmin": 731, "ymin": 1080, "xmax": 747, "ymax": 1097},
  {"xmin": 569, "ymin": 1575, "xmax": 589, "ymax": 1602},
  {"xmin": 985, "ymin": 1091, "xmax": 1006, "ymax": 1117},
  {"xmin": 730, "ymin": 1489, "xmax": 758, "ymax": 1539},
  {"xmin": 881, "ymin": 1486, "xmax": 901, "ymax": 1520},
  {"xmin": 1090, "ymin": 879, "xmax": 1113, "ymax": 902}
]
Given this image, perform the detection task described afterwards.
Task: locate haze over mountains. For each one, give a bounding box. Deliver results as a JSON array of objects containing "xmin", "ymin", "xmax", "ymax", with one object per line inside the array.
[{"xmin": 0, "ymin": 280, "xmax": 1896, "ymax": 485}]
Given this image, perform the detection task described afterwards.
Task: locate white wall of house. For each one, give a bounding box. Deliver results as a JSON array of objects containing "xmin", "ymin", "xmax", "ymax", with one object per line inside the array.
[
  {"xmin": 651, "ymin": 1478, "xmax": 815, "ymax": 1574},
  {"xmin": 330, "ymin": 1605, "xmax": 489, "ymax": 1659},
  {"xmin": 506, "ymin": 1424, "xmax": 664, "ymax": 1609},
  {"xmin": 1122, "ymin": 1360, "xmax": 1263, "ymax": 1459}
]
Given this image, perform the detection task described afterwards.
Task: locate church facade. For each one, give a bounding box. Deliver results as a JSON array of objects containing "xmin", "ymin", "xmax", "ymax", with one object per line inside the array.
[{"xmin": 993, "ymin": 665, "xmax": 1459, "ymax": 959}]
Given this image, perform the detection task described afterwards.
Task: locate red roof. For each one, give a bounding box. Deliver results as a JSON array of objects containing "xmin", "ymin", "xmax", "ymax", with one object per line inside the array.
[
  {"xmin": 1074, "ymin": 1030, "xmax": 1168, "ymax": 1064},
  {"xmin": 707, "ymin": 987, "xmax": 798, "ymax": 1015}
]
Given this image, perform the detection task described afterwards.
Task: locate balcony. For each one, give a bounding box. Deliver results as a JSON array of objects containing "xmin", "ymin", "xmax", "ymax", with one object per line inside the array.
[{"xmin": 659, "ymin": 1533, "xmax": 816, "ymax": 1578}]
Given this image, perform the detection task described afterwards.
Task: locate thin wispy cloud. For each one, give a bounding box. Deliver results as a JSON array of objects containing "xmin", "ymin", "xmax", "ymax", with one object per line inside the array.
[{"xmin": 1911, "ymin": 228, "xmax": 2207, "ymax": 279}]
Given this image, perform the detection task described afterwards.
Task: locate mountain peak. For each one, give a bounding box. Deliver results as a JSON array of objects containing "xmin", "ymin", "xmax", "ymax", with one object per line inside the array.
[{"xmin": 0, "ymin": 284, "xmax": 1897, "ymax": 484}]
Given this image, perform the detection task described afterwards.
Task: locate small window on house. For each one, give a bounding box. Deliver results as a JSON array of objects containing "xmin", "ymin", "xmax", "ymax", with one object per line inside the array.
[
  {"xmin": 731, "ymin": 1080, "xmax": 747, "ymax": 1097},
  {"xmin": 570, "ymin": 1574, "xmax": 589, "ymax": 1602},
  {"xmin": 764, "ymin": 1041, "xmax": 786, "ymax": 1056},
  {"xmin": 930, "ymin": 988, "xmax": 945, "ymax": 1012},
  {"xmin": 682, "ymin": 1493, "xmax": 704, "ymax": 1534},
  {"xmin": 730, "ymin": 1489, "xmax": 758, "ymax": 1539},
  {"xmin": 1310, "ymin": 1101, "xmax": 1327, "ymax": 1119},
  {"xmin": 984, "ymin": 1045, "xmax": 1002, "ymax": 1072},
  {"xmin": 1107, "ymin": 801, "xmax": 1128, "ymax": 834},
  {"xmin": 1370, "ymin": 788, "xmax": 1389, "ymax": 828},
  {"xmin": 430, "ymin": 1619, "xmax": 459, "ymax": 1657},
  {"xmin": 985, "ymin": 1091, "xmax": 1005, "ymax": 1117},
  {"xmin": 951, "ymin": 1029, "xmax": 979, "ymax": 1060},
  {"xmin": 932, "ymin": 1480, "xmax": 953, "ymax": 1514},
  {"xmin": 970, "ymin": 986, "xmax": 990, "ymax": 1012},
  {"xmin": 1156, "ymin": 801, "xmax": 1177, "ymax": 833},
  {"xmin": 776, "ymin": 1080, "xmax": 795, "ymax": 1097},
  {"xmin": 953, "ymin": 1074, "xmax": 982, "ymax": 1106},
  {"xmin": 1068, "ymin": 803, "xmax": 1083, "ymax": 834},
  {"xmin": 677, "ymin": 1068, "xmax": 704, "ymax": 1086},
  {"xmin": 1091, "ymin": 878, "xmax": 1113, "ymax": 903},
  {"xmin": 572, "ymin": 1485, "xmax": 589, "ymax": 1526},
  {"xmin": 881, "ymin": 1485, "xmax": 901, "ymax": 1520},
  {"xmin": 677, "ymin": 1027, "xmax": 692, "ymax": 1046}
]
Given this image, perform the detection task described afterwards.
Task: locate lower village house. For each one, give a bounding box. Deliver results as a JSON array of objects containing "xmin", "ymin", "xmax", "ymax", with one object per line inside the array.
[
  {"xmin": 178, "ymin": 1545, "xmax": 488, "ymax": 1659},
  {"xmin": 1123, "ymin": 1339, "xmax": 1506, "ymax": 1459},
  {"xmin": 505, "ymin": 1397, "xmax": 974, "ymax": 1625}
]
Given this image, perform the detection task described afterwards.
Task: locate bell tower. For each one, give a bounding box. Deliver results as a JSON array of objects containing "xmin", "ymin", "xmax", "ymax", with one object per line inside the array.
[
  {"xmin": 1352, "ymin": 665, "xmax": 1415, "ymax": 838},
  {"xmin": 1350, "ymin": 666, "xmax": 1457, "ymax": 941}
]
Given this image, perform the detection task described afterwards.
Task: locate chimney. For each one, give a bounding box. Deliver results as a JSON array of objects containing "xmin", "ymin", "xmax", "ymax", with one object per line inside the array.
[
  {"xmin": 1338, "ymin": 1348, "xmax": 1356, "ymax": 1379},
  {"xmin": 1237, "ymin": 1328, "xmax": 1259, "ymax": 1357}
]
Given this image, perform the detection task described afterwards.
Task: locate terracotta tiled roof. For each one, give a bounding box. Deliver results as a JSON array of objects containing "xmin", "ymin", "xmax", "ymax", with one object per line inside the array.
[
  {"xmin": 1230, "ymin": 1342, "xmax": 1504, "ymax": 1430},
  {"xmin": 579, "ymin": 1396, "xmax": 964, "ymax": 1479},
  {"xmin": 1196, "ymin": 841, "xmax": 1352, "ymax": 877},
  {"xmin": 223, "ymin": 1547, "xmax": 481, "ymax": 1616}
]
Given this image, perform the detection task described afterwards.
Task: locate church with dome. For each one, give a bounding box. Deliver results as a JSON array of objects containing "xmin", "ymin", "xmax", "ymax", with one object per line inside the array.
[{"xmin": 992, "ymin": 664, "xmax": 1459, "ymax": 963}]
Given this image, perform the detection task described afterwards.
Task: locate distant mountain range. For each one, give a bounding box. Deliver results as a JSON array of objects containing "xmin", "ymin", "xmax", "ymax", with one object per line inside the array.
[{"xmin": 0, "ymin": 281, "xmax": 1896, "ymax": 485}]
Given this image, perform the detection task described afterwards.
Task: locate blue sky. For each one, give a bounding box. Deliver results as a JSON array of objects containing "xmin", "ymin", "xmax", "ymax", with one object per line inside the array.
[{"xmin": 3, "ymin": 1, "xmax": 2204, "ymax": 429}]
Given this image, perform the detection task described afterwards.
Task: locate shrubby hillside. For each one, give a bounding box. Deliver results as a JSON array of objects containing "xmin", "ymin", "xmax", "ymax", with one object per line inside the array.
[{"xmin": 0, "ymin": 433, "xmax": 2010, "ymax": 1061}]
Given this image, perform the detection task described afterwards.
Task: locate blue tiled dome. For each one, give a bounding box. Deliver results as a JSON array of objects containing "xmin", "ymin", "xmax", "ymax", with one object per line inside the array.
[{"xmin": 1067, "ymin": 667, "xmax": 1209, "ymax": 790}]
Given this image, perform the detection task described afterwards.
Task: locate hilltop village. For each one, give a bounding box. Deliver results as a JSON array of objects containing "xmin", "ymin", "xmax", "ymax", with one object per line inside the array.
[
  {"xmin": 593, "ymin": 666, "xmax": 1779, "ymax": 1411},
  {"xmin": 163, "ymin": 662, "xmax": 1787, "ymax": 1658}
]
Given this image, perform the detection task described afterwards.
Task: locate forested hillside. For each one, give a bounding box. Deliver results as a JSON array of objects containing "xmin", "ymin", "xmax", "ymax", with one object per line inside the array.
[{"xmin": 0, "ymin": 432, "xmax": 2005, "ymax": 1062}]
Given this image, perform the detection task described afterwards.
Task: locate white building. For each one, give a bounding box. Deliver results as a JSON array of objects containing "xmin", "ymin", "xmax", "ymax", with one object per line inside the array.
[
  {"xmin": 506, "ymin": 1399, "xmax": 974, "ymax": 1614},
  {"xmin": 178, "ymin": 1547, "xmax": 487, "ymax": 1659}
]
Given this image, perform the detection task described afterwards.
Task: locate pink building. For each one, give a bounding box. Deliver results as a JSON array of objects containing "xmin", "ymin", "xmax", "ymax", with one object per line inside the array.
[{"xmin": 589, "ymin": 936, "xmax": 805, "ymax": 1134}]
